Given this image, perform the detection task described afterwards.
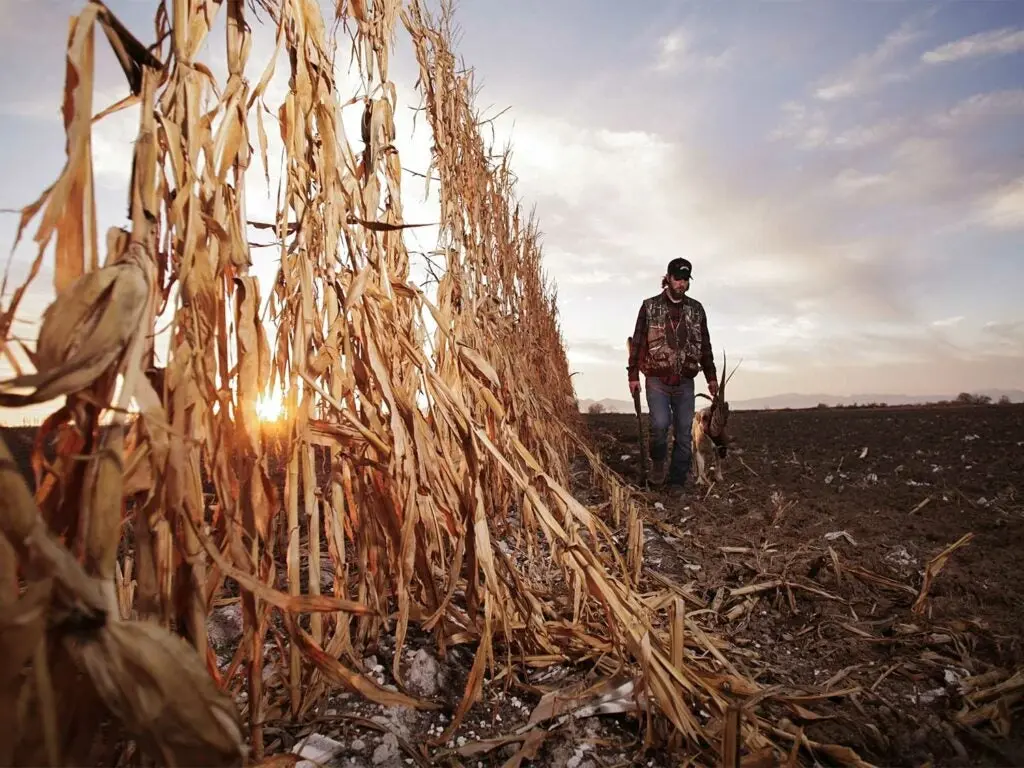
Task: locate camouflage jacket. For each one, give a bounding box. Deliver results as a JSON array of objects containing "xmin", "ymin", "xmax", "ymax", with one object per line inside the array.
[{"xmin": 627, "ymin": 291, "xmax": 716, "ymax": 384}]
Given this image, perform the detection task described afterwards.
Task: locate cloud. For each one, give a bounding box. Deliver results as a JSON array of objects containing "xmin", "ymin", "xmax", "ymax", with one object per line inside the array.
[
  {"xmin": 0, "ymin": 100, "xmax": 59, "ymax": 120},
  {"xmin": 489, "ymin": 102, "xmax": 953, "ymax": 380},
  {"xmin": 91, "ymin": 103, "xmax": 142, "ymax": 190},
  {"xmin": 831, "ymin": 169, "xmax": 890, "ymax": 197},
  {"xmin": 748, "ymin": 318, "xmax": 1023, "ymax": 375},
  {"xmin": 813, "ymin": 16, "xmax": 926, "ymax": 102},
  {"xmin": 922, "ymin": 26, "xmax": 1024, "ymax": 65},
  {"xmin": 773, "ymin": 102, "xmax": 907, "ymax": 153},
  {"xmin": 774, "ymin": 88, "xmax": 1023, "ymax": 187},
  {"xmin": 772, "ymin": 102, "xmax": 830, "ymax": 149},
  {"xmin": 770, "ymin": 77, "xmax": 1024, "ymax": 249},
  {"xmin": 790, "ymin": 120, "xmax": 1021, "ymax": 239},
  {"xmin": 565, "ymin": 338, "xmax": 626, "ymax": 367},
  {"xmin": 653, "ymin": 27, "xmax": 731, "ymax": 74},
  {"xmin": 982, "ymin": 319, "xmax": 1024, "ymax": 345},
  {"xmin": 844, "ymin": 136, "xmax": 966, "ymax": 205},
  {"xmin": 709, "ymin": 312, "xmax": 1024, "ymax": 399},
  {"xmin": 968, "ymin": 321, "xmax": 1024, "ymax": 367},
  {"xmin": 465, "ymin": 7, "xmax": 1022, "ymax": 401},
  {"xmin": 562, "ymin": 271, "xmax": 616, "ymax": 286},
  {"xmin": 929, "ymin": 89, "xmax": 1024, "ymax": 130},
  {"xmin": 734, "ymin": 314, "xmax": 820, "ymax": 352},
  {"xmin": 974, "ymin": 177, "xmax": 1024, "ymax": 231},
  {"xmin": 829, "ymin": 119, "xmax": 907, "ymax": 150},
  {"xmin": 2, "ymin": 0, "xmax": 1021, "ymax": 408},
  {"xmin": 494, "ymin": 115, "xmax": 683, "ymax": 282}
]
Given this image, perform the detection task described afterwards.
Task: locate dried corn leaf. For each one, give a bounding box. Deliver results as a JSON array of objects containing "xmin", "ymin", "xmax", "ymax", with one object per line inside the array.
[
  {"xmin": 913, "ymin": 533, "xmax": 974, "ymax": 614},
  {"xmin": 0, "ymin": 243, "xmax": 152, "ymax": 406}
]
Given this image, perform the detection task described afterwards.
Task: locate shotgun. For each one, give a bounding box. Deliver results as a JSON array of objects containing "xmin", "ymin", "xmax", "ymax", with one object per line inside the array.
[{"xmin": 626, "ymin": 336, "xmax": 648, "ymax": 486}]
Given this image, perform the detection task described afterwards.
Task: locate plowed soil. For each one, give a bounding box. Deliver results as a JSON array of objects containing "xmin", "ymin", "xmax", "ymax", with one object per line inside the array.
[
  {"xmin": 583, "ymin": 402, "xmax": 1024, "ymax": 766},
  {"xmin": 2, "ymin": 403, "xmax": 1022, "ymax": 766}
]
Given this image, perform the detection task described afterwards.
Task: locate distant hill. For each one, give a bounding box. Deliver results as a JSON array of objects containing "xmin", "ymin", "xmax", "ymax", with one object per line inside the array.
[{"xmin": 579, "ymin": 388, "xmax": 1024, "ymax": 413}]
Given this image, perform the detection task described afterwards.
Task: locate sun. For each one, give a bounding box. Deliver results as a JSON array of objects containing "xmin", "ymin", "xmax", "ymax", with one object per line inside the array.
[{"xmin": 255, "ymin": 390, "xmax": 285, "ymax": 422}]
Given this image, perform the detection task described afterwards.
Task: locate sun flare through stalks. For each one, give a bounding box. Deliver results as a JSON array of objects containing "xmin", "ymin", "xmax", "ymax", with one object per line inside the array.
[{"xmin": 0, "ymin": 1, "xmax": 876, "ymax": 766}]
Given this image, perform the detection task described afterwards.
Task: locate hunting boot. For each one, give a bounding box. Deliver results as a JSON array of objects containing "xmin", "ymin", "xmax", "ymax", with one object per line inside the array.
[
  {"xmin": 666, "ymin": 440, "xmax": 691, "ymax": 487},
  {"xmin": 650, "ymin": 457, "xmax": 668, "ymax": 486}
]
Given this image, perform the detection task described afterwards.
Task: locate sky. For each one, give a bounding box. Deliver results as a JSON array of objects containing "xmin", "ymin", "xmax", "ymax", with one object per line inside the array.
[{"xmin": 1, "ymin": 0, "xmax": 1023, "ymax": 424}]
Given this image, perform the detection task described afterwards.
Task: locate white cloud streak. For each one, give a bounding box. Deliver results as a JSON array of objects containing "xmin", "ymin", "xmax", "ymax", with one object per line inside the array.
[
  {"xmin": 922, "ymin": 26, "xmax": 1024, "ymax": 65},
  {"xmin": 974, "ymin": 177, "xmax": 1024, "ymax": 231},
  {"xmin": 653, "ymin": 27, "xmax": 731, "ymax": 74},
  {"xmin": 814, "ymin": 17, "xmax": 925, "ymax": 102},
  {"xmin": 773, "ymin": 102, "xmax": 906, "ymax": 151},
  {"xmin": 929, "ymin": 89, "xmax": 1024, "ymax": 130}
]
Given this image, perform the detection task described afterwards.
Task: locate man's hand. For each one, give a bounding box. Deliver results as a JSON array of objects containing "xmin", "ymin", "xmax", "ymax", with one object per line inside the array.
[
  {"xmin": 629, "ymin": 380, "xmax": 641, "ymax": 397},
  {"xmin": 707, "ymin": 379, "xmax": 719, "ymax": 398}
]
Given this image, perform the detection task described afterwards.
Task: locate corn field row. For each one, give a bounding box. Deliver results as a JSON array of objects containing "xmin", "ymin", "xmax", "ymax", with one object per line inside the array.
[{"xmin": 0, "ymin": 1, "xmax": 867, "ymax": 766}]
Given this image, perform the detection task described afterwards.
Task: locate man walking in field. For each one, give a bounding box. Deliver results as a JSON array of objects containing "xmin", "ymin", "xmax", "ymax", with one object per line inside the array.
[{"xmin": 627, "ymin": 257, "xmax": 718, "ymax": 487}]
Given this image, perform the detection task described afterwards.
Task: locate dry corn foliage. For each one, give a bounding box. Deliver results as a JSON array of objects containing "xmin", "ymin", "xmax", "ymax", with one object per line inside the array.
[{"xmin": 0, "ymin": 0, "xmax": 871, "ymax": 766}]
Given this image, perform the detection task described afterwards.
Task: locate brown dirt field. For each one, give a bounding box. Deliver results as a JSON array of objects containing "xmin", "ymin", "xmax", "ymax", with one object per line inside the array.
[
  {"xmin": 582, "ymin": 402, "xmax": 1024, "ymax": 766},
  {"xmin": 3, "ymin": 403, "xmax": 1022, "ymax": 766}
]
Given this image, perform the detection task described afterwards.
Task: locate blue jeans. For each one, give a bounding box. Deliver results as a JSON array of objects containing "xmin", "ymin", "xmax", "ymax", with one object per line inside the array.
[{"xmin": 645, "ymin": 376, "xmax": 695, "ymax": 483}]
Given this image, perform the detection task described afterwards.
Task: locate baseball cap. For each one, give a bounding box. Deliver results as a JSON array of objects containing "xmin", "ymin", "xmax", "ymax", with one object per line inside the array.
[{"xmin": 666, "ymin": 257, "xmax": 692, "ymax": 280}]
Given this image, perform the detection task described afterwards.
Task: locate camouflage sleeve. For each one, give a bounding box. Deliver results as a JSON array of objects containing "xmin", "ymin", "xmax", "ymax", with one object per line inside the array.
[
  {"xmin": 700, "ymin": 305, "xmax": 717, "ymax": 382},
  {"xmin": 627, "ymin": 303, "xmax": 647, "ymax": 382}
]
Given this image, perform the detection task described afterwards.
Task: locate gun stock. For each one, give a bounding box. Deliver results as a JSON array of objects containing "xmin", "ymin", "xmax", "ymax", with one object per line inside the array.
[{"xmin": 627, "ymin": 336, "xmax": 647, "ymax": 486}]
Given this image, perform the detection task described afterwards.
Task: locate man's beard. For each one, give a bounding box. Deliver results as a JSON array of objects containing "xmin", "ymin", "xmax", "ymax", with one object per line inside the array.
[{"xmin": 665, "ymin": 285, "xmax": 686, "ymax": 302}]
